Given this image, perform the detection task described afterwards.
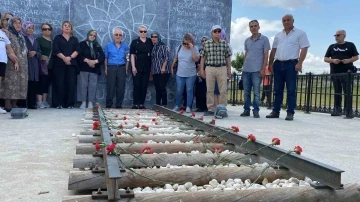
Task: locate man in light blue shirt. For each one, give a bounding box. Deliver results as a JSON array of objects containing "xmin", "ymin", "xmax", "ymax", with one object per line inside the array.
[
  {"xmin": 104, "ymin": 28, "xmax": 129, "ymax": 108},
  {"xmin": 241, "ymin": 20, "xmax": 270, "ymax": 118}
]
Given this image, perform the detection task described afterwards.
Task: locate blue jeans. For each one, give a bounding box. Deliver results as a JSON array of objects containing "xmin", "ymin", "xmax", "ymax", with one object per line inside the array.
[
  {"xmin": 273, "ymin": 60, "xmax": 298, "ymax": 114},
  {"xmin": 242, "ymin": 71, "xmax": 261, "ymax": 112},
  {"xmin": 176, "ymin": 75, "xmax": 197, "ymax": 107}
]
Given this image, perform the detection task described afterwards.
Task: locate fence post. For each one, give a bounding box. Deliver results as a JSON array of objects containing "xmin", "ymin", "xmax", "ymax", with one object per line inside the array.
[
  {"xmin": 232, "ymin": 72, "xmax": 236, "ymax": 106},
  {"xmin": 305, "ymin": 72, "xmax": 312, "ymax": 114},
  {"xmin": 344, "ymin": 70, "xmax": 354, "ymax": 119}
]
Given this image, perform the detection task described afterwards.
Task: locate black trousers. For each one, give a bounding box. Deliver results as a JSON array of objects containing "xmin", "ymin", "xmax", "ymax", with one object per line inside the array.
[
  {"xmin": 261, "ymin": 85, "xmax": 272, "ymax": 103},
  {"xmin": 106, "ymin": 65, "xmax": 126, "ymax": 108},
  {"xmin": 153, "ymin": 73, "xmax": 170, "ymax": 105},
  {"xmin": 132, "ymin": 71, "xmax": 150, "ymax": 106},
  {"xmin": 53, "ymin": 65, "xmax": 77, "ymax": 107},
  {"xmin": 332, "ymin": 76, "xmax": 352, "ymax": 110},
  {"xmin": 195, "ymin": 76, "xmax": 207, "ymax": 110},
  {"xmin": 27, "ymin": 81, "xmax": 38, "ymax": 108}
]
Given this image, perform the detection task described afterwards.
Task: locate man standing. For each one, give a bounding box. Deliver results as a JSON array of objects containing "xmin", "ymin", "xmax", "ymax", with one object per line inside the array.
[
  {"xmin": 199, "ymin": 25, "xmax": 232, "ymax": 117},
  {"xmin": 266, "ymin": 14, "xmax": 310, "ymax": 121},
  {"xmin": 240, "ymin": 20, "xmax": 270, "ymax": 118},
  {"xmin": 104, "ymin": 28, "xmax": 129, "ymax": 108},
  {"xmin": 324, "ymin": 30, "xmax": 359, "ymax": 116}
]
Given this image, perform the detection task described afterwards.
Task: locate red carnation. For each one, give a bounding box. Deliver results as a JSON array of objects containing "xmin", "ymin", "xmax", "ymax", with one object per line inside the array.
[
  {"xmin": 136, "ymin": 122, "xmax": 140, "ymax": 128},
  {"xmin": 106, "ymin": 143, "xmax": 116, "ymax": 155},
  {"xmin": 93, "ymin": 121, "xmax": 99, "ymax": 130},
  {"xmin": 213, "ymin": 147, "xmax": 222, "ymax": 153},
  {"xmin": 191, "ymin": 112, "xmax": 196, "ymax": 117},
  {"xmin": 156, "ymin": 112, "xmax": 160, "ymax": 116},
  {"xmin": 231, "ymin": 126, "xmax": 240, "ymax": 133},
  {"xmin": 180, "ymin": 109, "xmax": 184, "ymax": 114},
  {"xmin": 154, "ymin": 122, "xmax": 159, "ymax": 125},
  {"xmin": 137, "ymin": 113, "xmax": 140, "ymax": 115},
  {"xmin": 294, "ymin": 146, "xmax": 303, "ymax": 155},
  {"xmin": 95, "ymin": 141, "xmax": 101, "ymax": 152},
  {"xmin": 247, "ymin": 134, "xmax": 256, "ymax": 142},
  {"xmin": 117, "ymin": 131, "xmax": 121, "ymax": 135},
  {"xmin": 194, "ymin": 139, "xmax": 200, "ymax": 143},
  {"xmin": 210, "ymin": 119, "xmax": 216, "ymax": 125},
  {"xmin": 141, "ymin": 146, "xmax": 153, "ymax": 154},
  {"xmin": 272, "ymin": 138, "xmax": 280, "ymax": 145},
  {"xmin": 124, "ymin": 121, "xmax": 128, "ymax": 125},
  {"xmin": 95, "ymin": 104, "xmax": 99, "ymax": 109},
  {"xmin": 152, "ymin": 118, "xmax": 156, "ymax": 122},
  {"xmin": 115, "ymin": 114, "xmax": 118, "ymax": 118},
  {"xmin": 119, "ymin": 124, "xmax": 124, "ymax": 129},
  {"xmin": 141, "ymin": 125, "xmax": 149, "ymax": 131},
  {"xmin": 199, "ymin": 116, "xmax": 204, "ymax": 121},
  {"xmin": 123, "ymin": 116, "xmax": 127, "ymax": 120}
]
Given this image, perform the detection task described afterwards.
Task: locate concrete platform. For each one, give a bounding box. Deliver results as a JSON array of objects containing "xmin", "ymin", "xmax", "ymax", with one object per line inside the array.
[{"xmin": 0, "ymin": 106, "xmax": 359, "ymax": 201}]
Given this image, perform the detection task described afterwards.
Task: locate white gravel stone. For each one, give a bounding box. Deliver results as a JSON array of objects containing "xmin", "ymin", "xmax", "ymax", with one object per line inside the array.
[
  {"xmin": 184, "ymin": 182, "xmax": 193, "ymax": 190},
  {"xmin": 164, "ymin": 141, "xmax": 170, "ymax": 144},
  {"xmin": 265, "ymin": 183, "xmax": 273, "ymax": 189},
  {"xmin": 190, "ymin": 150, "xmax": 200, "ymax": 154},
  {"xmin": 262, "ymin": 178, "xmax": 268, "ymax": 185},
  {"xmin": 217, "ymin": 184, "xmax": 226, "ymax": 189},
  {"xmin": 234, "ymin": 179, "xmax": 243, "ymax": 184},
  {"xmin": 177, "ymin": 185, "xmax": 186, "ymax": 192},
  {"xmin": 226, "ymin": 182, "xmax": 234, "ymax": 187},
  {"xmin": 198, "ymin": 189, "xmax": 206, "ymax": 192},
  {"xmin": 228, "ymin": 163, "xmax": 237, "ymax": 167},
  {"xmin": 212, "ymin": 188, "xmax": 221, "ymax": 191},
  {"xmin": 206, "ymin": 150, "xmax": 213, "ymax": 154},
  {"xmin": 164, "ymin": 184, "xmax": 172, "ymax": 189},
  {"xmin": 261, "ymin": 162, "xmax": 269, "ymax": 168},
  {"xmin": 155, "ymin": 188, "xmax": 164, "ymax": 193},
  {"xmin": 221, "ymin": 180, "xmax": 226, "ymax": 185},
  {"xmin": 299, "ymin": 180, "xmax": 310, "ymax": 186},
  {"xmin": 172, "ymin": 184, "xmax": 179, "ymax": 190},
  {"xmin": 142, "ymin": 187, "xmax": 152, "ymax": 192},
  {"xmin": 304, "ymin": 176, "xmax": 313, "ymax": 184},
  {"xmin": 241, "ymin": 187, "xmax": 247, "ymax": 190},
  {"xmin": 163, "ymin": 189, "xmax": 174, "ymax": 193},
  {"xmin": 233, "ymin": 183, "xmax": 242, "ymax": 189},
  {"xmin": 245, "ymin": 179, "xmax": 251, "ymax": 187},
  {"xmin": 289, "ymin": 177, "xmax": 300, "ymax": 184},
  {"xmin": 189, "ymin": 186, "xmax": 198, "ymax": 192},
  {"xmin": 224, "ymin": 188, "xmax": 235, "ymax": 191},
  {"xmin": 209, "ymin": 179, "xmax": 219, "ymax": 188},
  {"xmin": 203, "ymin": 185, "xmax": 212, "ymax": 189},
  {"xmin": 272, "ymin": 179, "xmax": 280, "ymax": 184}
]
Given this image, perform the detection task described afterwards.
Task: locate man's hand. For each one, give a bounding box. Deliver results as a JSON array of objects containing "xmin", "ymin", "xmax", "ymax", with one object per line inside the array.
[
  {"xmin": 132, "ymin": 67, "xmax": 137, "ymax": 76},
  {"xmin": 295, "ymin": 63, "xmax": 302, "ymax": 72},
  {"xmin": 268, "ymin": 64, "xmax": 273, "ymax": 73},
  {"xmin": 333, "ymin": 59, "xmax": 341, "ymax": 64},
  {"xmin": 342, "ymin": 59, "xmax": 351, "ymax": 64},
  {"xmin": 200, "ymin": 69, "xmax": 206, "ymax": 79},
  {"xmin": 63, "ymin": 56, "xmax": 71, "ymax": 65},
  {"xmin": 227, "ymin": 69, "xmax": 231, "ymax": 79},
  {"xmin": 104, "ymin": 67, "xmax": 107, "ymax": 75}
]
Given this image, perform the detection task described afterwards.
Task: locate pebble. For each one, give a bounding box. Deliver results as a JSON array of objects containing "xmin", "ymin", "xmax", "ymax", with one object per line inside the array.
[
  {"xmin": 190, "ymin": 150, "xmax": 200, "ymax": 154},
  {"xmin": 304, "ymin": 176, "xmax": 313, "ymax": 184},
  {"xmin": 164, "ymin": 189, "xmax": 174, "ymax": 193},
  {"xmin": 177, "ymin": 185, "xmax": 186, "ymax": 192},
  {"xmin": 217, "ymin": 184, "xmax": 226, "ymax": 189},
  {"xmin": 272, "ymin": 179, "xmax": 280, "ymax": 184},
  {"xmin": 164, "ymin": 184, "xmax": 172, "ymax": 189},
  {"xmin": 233, "ymin": 183, "xmax": 242, "ymax": 189},
  {"xmin": 289, "ymin": 177, "xmax": 300, "ymax": 184},
  {"xmin": 262, "ymin": 178, "xmax": 268, "ymax": 185},
  {"xmin": 244, "ymin": 179, "xmax": 251, "ymax": 187},
  {"xmin": 184, "ymin": 182, "xmax": 193, "ymax": 190},
  {"xmin": 155, "ymin": 188, "xmax": 164, "ymax": 193},
  {"xmin": 189, "ymin": 186, "xmax": 197, "ymax": 192},
  {"xmin": 221, "ymin": 180, "xmax": 226, "ymax": 185},
  {"xmin": 265, "ymin": 183, "xmax": 273, "ymax": 189},
  {"xmin": 299, "ymin": 180, "xmax": 310, "ymax": 187},
  {"xmin": 164, "ymin": 141, "xmax": 170, "ymax": 144},
  {"xmin": 234, "ymin": 179, "xmax": 243, "ymax": 184},
  {"xmin": 224, "ymin": 188, "xmax": 235, "ymax": 191},
  {"xmin": 209, "ymin": 179, "xmax": 219, "ymax": 188},
  {"xmin": 172, "ymin": 184, "xmax": 179, "ymax": 190}
]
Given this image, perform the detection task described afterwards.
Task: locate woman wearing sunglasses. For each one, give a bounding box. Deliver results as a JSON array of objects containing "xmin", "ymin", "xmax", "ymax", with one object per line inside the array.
[{"xmin": 78, "ymin": 30, "xmax": 105, "ymax": 109}]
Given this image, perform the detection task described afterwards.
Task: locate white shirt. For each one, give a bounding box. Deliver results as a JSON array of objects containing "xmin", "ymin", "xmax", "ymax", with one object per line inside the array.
[
  {"xmin": 272, "ymin": 27, "xmax": 310, "ymax": 61},
  {"xmin": 0, "ymin": 30, "xmax": 11, "ymax": 63}
]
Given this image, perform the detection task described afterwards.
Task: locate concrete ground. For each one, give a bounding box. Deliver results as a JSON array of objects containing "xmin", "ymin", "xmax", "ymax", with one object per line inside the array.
[{"xmin": 0, "ymin": 106, "xmax": 359, "ymax": 202}]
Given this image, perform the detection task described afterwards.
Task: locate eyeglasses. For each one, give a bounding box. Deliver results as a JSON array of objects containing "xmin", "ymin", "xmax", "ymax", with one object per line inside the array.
[
  {"xmin": 139, "ymin": 30, "xmax": 147, "ymax": 33},
  {"xmin": 334, "ymin": 34, "xmax": 343, "ymax": 37},
  {"xmin": 42, "ymin": 28, "xmax": 52, "ymax": 31},
  {"xmin": 213, "ymin": 29, "xmax": 221, "ymax": 33},
  {"xmin": 114, "ymin": 34, "xmax": 122, "ymax": 37},
  {"xmin": 151, "ymin": 35, "xmax": 158, "ymax": 38},
  {"xmin": 5, "ymin": 18, "xmax": 10, "ymax": 21},
  {"xmin": 89, "ymin": 34, "xmax": 97, "ymax": 37},
  {"xmin": 182, "ymin": 43, "xmax": 189, "ymax": 45}
]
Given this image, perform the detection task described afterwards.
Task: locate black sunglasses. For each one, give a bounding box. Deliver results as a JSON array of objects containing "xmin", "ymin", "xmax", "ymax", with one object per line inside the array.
[
  {"xmin": 334, "ymin": 34, "xmax": 343, "ymax": 37},
  {"xmin": 182, "ymin": 42, "xmax": 189, "ymax": 45},
  {"xmin": 213, "ymin": 29, "xmax": 221, "ymax": 33},
  {"xmin": 42, "ymin": 28, "xmax": 52, "ymax": 31},
  {"xmin": 151, "ymin": 35, "xmax": 158, "ymax": 38},
  {"xmin": 139, "ymin": 30, "xmax": 147, "ymax": 33}
]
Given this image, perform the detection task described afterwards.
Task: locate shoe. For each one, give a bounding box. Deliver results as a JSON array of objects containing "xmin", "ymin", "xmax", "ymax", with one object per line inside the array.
[
  {"xmin": 37, "ymin": 102, "xmax": 45, "ymax": 109},
  {"xmin": 0, "ymin": 108, "xmax": 7, "ymax": 114},
  {"xmin": 266, "ymin": 111, "xmax": 280, "ymax": 118},
  {"xmin": 80, "ymin": 103, "xmax": 86, "ymax": 109},
  {"xmin": 253, "ymin": 111, "xmax": 260, "ymax": 118},
  {"xmin": 195, "ymin": 108, "xmax": 204, "ymax": 112},
  {"xmin": 43, "ymin": 102, "xmax": 51, "ymax": 108},
  {"xmin": 240, "ymin": 110, "xmax": 250, "ymax": 117},
  {"xmin": 285, "ymin": 112, "xmax": 294, "ymax": 121},
  {"xmin": 132, "ymin": 105, "xmax": 139, "ymax": 109},
  {"xmin": 68, "ymin": 106, "xmax": 74, "ymax": 109},
  {"xmin": 204, "ymin": 111, "xmax": 214, "ymax": 116},
  {"xmin": 139, "ymin": 105, "xmax": 146, "ymax": 109},
  {"xmin": 87, "ymin": 102, "xmax": 93, "ymax": 109},
  {"xmin": 331, "ymin": 107, "xmax": 341, "ymax": 116},
  {"xmin": 57, "ymin": 106, "xmax": 63, "ymax": 109},
  {"xmin": 186, "ymin": 107, "xmax": 191, "ymax": 113},
  {"xmin": 173, "ymin": 106, "xmax": 179, "ymax": 111}
]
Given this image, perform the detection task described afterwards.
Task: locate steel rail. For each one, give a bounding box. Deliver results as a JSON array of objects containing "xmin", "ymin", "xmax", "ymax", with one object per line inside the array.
[{"xmin": 153, "ymin": 105, "xmax": 344, "ymax": 189}]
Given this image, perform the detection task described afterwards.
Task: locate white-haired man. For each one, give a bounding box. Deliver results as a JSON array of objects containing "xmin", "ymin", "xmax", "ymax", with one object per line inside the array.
[{"xmin": 104, "ymin": 28, "xmax": 129, "ymax": 108}]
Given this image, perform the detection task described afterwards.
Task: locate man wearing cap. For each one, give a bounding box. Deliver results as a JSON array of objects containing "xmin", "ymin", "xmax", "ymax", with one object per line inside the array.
[
  {"xmin": 199, "ymin": 25, "xmax": 232, "ymax": 117},
  {"xmin": 266, "ymin": 14, "xmax": 310, "ymax": 121}
]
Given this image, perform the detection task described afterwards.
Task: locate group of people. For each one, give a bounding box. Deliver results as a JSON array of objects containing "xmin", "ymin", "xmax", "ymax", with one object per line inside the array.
[{"xmin": 0, "ymin": 11, "xmax": 357, "ymax": 119}]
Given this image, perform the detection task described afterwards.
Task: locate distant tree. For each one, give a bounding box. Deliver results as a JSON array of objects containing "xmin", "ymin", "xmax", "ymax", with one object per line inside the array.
[{"xmin": 231, "ymin": 52, "xmax": 245, "ymax": 73}]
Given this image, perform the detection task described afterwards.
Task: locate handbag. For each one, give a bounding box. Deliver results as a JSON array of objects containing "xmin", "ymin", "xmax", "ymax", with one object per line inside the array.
[
  {"xmin": 40, "ymin": 55, "xmax": 49, "ymax": 75},
  {"xmin": 172, "ymin": 45, "xmax": 182, "ymax": 74}
]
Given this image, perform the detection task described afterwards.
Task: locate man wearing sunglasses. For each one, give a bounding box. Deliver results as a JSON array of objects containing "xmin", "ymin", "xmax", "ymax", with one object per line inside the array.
[
  {"xmin": 266, "ymin": 14, "xmax": 310, "ymax": 121},
  {"xmin": 324, "ymin": 30, "xmax": 359, "ymax": 117},
  {"xmin": 199, "ymin": 25, "xmax": 232, "ymax": 117}
]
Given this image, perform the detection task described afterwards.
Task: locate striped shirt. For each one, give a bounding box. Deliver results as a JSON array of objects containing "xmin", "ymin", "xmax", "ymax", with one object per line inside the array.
[
  {"xmin": 273, "ymin": 27, "xmax": 310, "ymax": 61},
  {"xmin": 151, "ymin": 42, "xmax": 170, "ymax": 74},
  {"xmin": 200, "ymin": 39, "xmax": 232, "ymax": 67}
]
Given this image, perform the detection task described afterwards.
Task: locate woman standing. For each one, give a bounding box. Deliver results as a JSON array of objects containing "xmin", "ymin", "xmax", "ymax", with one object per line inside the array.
[
  {"xmin": 130, "ymin": 25, "xmax": 153, "ymax": 109},
  {"xmin": 150, "ymin": 32, "xmax": 170, "ymax": 106},
  {"xmin": 0, "ymin": 18, "xmax": 28, "ymax": 112},
  {"xmin": 78, "ymin": 30, "xmax": 105, "ymax": 109},
  {"xmin": 22, "ymin": 21, "xmax": 41, "ymax": 109},
  {"xmin": 171, "ymin": 33, "xmax": 200, "ymax": 113},
  {"xmin": 36, "ymin": 23, "xmax": 53, "ymax": 108},
  {"xmin": 52, "ymin": 21, "xmax": 80, "ymax": 109},
  {"xmin": 195, "ymin": 36, "xmax": 208, "ymax": 112}
]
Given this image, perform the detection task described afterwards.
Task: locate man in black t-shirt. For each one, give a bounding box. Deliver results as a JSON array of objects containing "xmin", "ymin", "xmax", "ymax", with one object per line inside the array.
[{"xmin": 324, "ymin": 30, "xmax": 359, "ymax": 116}]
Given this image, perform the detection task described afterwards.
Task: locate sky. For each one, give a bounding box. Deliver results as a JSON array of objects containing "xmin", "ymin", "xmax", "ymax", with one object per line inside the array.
[{"xmin": 230, "ymin": 0, "xmax": 360, "ymax": 74}]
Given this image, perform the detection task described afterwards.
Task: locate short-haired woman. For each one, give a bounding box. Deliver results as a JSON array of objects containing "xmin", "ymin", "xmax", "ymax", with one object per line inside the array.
[
  {"xmin": 78, "ymin": 30, "xmax": 105, "ymax": 109},
  {"xmin": 171, "ymin": 33, "xmax": 200, "ymax": 113},
  {"xmin": 130, "ymin": 25, "xmax": 153, "ymax": 109},
  {"xmin": 52, "ymin": 21, "xmax": 80, "ymax": 109}
]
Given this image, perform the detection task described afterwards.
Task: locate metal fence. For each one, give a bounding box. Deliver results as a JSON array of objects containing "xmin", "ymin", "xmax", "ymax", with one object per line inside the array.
[{"xmin": 228, "ymin": 72, "xmax": 360, "ymax": 118}]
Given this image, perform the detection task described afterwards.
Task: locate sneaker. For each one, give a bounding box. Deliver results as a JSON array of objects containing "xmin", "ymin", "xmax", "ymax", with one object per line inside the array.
[
  {"xmin": 0, "ymin": 108, "xmax": 7, "ymax": 114},
  {"xmin": 240, "ymin": 110, "xmax": 250, "ymax": 117},
  {"xmin": 68, "ymin": 106, "xmax": 74, "ymax": 109},
  {"xmin": 173, "ymin": 106, "xmax": 179, "ymax": 111},
  {"xmin": 285, "ymin": 112, "xmax": 294, "ymax": 121},
  {"xmin": 37, "ymin": 102, "xmax": 45, "ymax": 109},
  {"xmin": 253, "ymin": 111, "xmax": 260, "ymax": 118},
  {"xmin": 43, "ymin": 102, "xmax": 51, "ymax": 108},
  {"xmin": 186, "ymin": 107, "xmax": 191, "ymax": 113},
  {"xmin": 87, "ymin": 102, "xmax": 93, "ymax": 109},
  {"xmin": 266, "ymin": 111, "xmax": 280, "ymax": 118},
  {"xmin": 79, "ymin": 102, "xmax": 86, "ymax": 109},
  {"xmin": 57, "ymin": 106, "xmax": 63, "ymax": 109}
]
